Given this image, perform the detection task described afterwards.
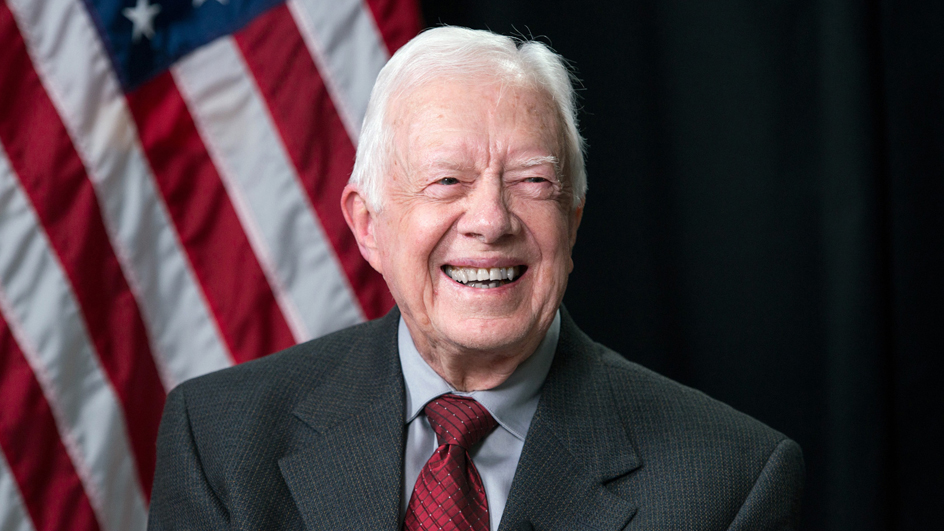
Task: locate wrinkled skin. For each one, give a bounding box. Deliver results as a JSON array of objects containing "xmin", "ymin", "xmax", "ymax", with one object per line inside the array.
[{"xmin": 342, "ymin": 75, "xmax": 583, "ymax": 391}]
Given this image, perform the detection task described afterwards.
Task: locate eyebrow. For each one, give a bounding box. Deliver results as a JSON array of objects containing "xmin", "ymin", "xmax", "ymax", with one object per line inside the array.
[
  {"xmin": 416, "ymin": 159, "xmax": 470, "ymax": 176},
  {"xmin": 512, "ymin": 156, "xmax": 561, "ymax": 178},
  {"xmin": 419, "ymin": 155, "xmax": 561, "ymax": 174},
  {"xmin": 516, "ymin": 155, "xmax": 559, "ymax": 168}
]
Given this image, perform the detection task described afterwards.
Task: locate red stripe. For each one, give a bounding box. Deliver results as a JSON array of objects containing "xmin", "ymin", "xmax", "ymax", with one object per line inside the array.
[
  {"xmin": 0, "ymin": 0, "xmax": 163, "ymax": 499},
  {"xmin": 363, "ymin": 0, "xmax": 422, "ymax": 54},
  {"xmin": 234, "ymin": 4, "xmax": 395, "ymax": 320},
  {"xmin": 0, "ymin": 317, "xmax": 102, "ymax": 531},
  {"xmin": 126, "ymin": 72, "xmax": 296, "ymax": 361}
]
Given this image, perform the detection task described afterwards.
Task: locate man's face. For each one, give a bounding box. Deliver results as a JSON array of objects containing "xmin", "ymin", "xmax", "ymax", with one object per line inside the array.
[{"xmin": 358, "ymin": 75, "xmax": 582, "ymax": 359}]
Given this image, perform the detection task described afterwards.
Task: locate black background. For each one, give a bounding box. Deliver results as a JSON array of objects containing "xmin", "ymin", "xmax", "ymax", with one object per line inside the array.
[{"xmin": 418, "ymin": 1, "xmax": 943, "ymax": 529}]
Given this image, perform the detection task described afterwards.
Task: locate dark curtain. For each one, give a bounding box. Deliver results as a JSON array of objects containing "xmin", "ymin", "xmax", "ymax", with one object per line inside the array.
[{"xmin": 418, "ymin": 1, "xmax": 943, "ymax": 529}]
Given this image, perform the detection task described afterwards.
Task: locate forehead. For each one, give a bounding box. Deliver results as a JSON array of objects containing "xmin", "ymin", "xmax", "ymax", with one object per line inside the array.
[{"xmin": 388, "ymin": 75, "xmax": 562, "ymax": 163}]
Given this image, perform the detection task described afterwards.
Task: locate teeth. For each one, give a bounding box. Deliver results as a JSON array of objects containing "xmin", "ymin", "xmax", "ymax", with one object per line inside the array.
[{"xmin": 444, "ymin": 265, "xmax": 523, "ymax": 288}]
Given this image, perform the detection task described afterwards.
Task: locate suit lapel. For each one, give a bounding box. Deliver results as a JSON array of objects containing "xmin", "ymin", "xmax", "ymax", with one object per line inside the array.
[
  {"xmin": 500, "ymin": 309, "xmax": 641, "ymax": 531},
  {"xmin": 278, "ymin": 310, "xmax": 406, "ymax": 531},
  {"xmin": 272, "ymin": 308, "xmax": 640, "ymax": 530}
]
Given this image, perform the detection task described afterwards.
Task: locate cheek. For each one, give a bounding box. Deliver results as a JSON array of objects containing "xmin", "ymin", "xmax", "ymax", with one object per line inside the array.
[
  {"xmin": 396, "ymin": 206, "xmax": 458, "ymax": 270},
  {"xmin": 522, "ymin": 206, "xmax": 574, "ymax": 255}
]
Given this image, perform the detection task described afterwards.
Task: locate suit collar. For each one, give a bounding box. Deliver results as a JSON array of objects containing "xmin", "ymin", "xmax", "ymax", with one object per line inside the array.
[
  {"xmin": 275, "ymin": 306, "xmax": 641, "ymax": 531},
  {"xmin": 500, "ymin": 307, "xmax": 641, "ymax": 531},
  {"xmin": 279, "ymin": 308, "xmax": 405, "ymax": 531}
]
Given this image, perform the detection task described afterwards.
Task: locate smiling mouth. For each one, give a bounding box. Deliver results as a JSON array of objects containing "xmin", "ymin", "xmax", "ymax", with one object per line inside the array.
[{"xmin": 442, "ymin": 265, "xmax": 526, "ymax": 289}]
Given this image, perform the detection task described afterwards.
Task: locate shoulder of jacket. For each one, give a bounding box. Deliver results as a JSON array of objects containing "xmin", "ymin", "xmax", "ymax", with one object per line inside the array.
[
  {"xmin": 590, "ymin": 341, "xmax": 790, "ymax": 451},
  {"xmin": 173, "ymin": 313, "xmax": 396, "ymax": 417}
]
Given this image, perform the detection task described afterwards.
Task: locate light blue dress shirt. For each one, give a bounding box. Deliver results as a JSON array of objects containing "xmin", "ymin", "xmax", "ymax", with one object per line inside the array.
[{"xmin": 398, "ymin": 312, "xmax": 560, "ymax": 530}]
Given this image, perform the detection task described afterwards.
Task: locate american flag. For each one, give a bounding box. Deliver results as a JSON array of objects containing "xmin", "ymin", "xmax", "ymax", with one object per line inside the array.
[{"xmin": 0, "ymin": 0, "xmax": 417, "ymax": 528}]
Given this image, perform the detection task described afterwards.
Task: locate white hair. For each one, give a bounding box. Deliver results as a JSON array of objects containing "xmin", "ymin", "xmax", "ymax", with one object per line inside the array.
[{"xmin": 349, "ymin": 26, "xmax": 587, "ymax": 210}]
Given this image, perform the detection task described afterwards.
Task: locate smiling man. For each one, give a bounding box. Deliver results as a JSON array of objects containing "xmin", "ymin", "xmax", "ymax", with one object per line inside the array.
[{"xmin": 149, "ymin": 27, "xmax": 805, "ymax": 531}]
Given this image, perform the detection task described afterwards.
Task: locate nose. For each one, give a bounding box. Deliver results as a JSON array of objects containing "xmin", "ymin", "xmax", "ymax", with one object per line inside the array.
[{"xmin": 457, "ymin": 178, "xmax": 516, "ymax": 243}]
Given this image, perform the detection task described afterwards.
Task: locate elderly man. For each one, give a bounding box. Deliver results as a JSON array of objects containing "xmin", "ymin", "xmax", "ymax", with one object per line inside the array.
[{"xmin": 149, "ymin": 27, "xmax": 804, "ymax": 531}]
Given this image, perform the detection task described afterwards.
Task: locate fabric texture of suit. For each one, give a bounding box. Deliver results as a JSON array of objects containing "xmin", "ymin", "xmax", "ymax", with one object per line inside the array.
[{"xmin": 148, "ymin": 307, "xmax": 804, "ymax": 530}]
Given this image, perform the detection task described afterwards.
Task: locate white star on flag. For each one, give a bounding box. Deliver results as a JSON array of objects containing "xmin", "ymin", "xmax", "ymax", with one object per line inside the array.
[
  {"xmin": 123, "ymin": 0, "xmax": 161, "ymax": 42},
  {"xmin": 193, "ymin": 0, "xmax": 229, "ymax": 7}
]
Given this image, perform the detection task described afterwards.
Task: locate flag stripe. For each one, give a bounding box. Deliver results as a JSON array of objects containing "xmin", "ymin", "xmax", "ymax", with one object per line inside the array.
[
  {"xmin": 0, "ymin": 145, "xmax": 147, "ymax": 530},
  {"xmin": 0, "ymin": 450, "xmax": 37, "ymax": 531},
  {"xmin": 0, "ymin": 315, "xmax": 101, "ymax": 531},
  {"xmin": 126, "ymin": 73, "xmax": 297, "ymax": 362},
  {"xmin": 172, "ymin": 36, "xmax": 364, "ymax": 340},
  {"xmin": 0, "ymin": 0, "xmax": 421, "ymax": 528},
  {"xmin": 235, "ymin": 3, "xmax": 394, "ymax": 320},
  {"xmin": 363, "ymin": 0, "xmax": 422, "ymax": 54},
  {"xmin": 6, "ymin": 0, "xmax": 236, "ymax": 391},
  {"xmin": 0, "ymin": 1, "xmax": 162, "ymax": 501},
  {"xmin": 287, "ymin": 0, "xmax": 390, "ymax": 142}
]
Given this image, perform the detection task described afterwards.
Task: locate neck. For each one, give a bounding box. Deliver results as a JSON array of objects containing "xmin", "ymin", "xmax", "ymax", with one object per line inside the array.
[{"xmin": 412, "ymin": 335, "xmax": 545, "ymax": 392}]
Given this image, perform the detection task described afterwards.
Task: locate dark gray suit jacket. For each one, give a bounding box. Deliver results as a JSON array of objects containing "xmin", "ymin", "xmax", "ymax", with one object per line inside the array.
[{"xmin": 148, "ymin": 307, "xmax": 804, "ymax": 530}]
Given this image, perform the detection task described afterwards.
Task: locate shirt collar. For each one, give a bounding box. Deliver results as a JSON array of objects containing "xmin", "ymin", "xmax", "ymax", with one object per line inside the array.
[{"xmin": 398, "ymin": 311, "xmax": 560, "ymax": 441}]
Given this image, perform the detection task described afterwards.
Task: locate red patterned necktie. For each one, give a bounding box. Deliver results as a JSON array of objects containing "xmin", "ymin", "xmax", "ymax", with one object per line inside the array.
[{"xmin": 403, "ymin": 394, "xmax": 498, "ymax": 531}]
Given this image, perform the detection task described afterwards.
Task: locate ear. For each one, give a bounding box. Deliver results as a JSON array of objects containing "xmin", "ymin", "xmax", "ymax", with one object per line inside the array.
[
  {"xmin": 568, "ymin": 199, "xmax": 584, "ymax": 249},
  {"xmin": 341, "ymin": 184, "xmax": 384, "ymax": 274}
]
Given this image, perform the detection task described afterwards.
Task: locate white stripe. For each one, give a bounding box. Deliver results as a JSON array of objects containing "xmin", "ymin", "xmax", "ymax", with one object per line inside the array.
[
  {"xmin": 288, "ymin": 0, "xmax": 390, "ymax": 142},
  {"xmin": 173, "ymin": 38, "xmax": 364, "ymax": 340},
  {"xmin": 0, "ymin": 146, "xmax": 145, "ymax": 531},
  {"xmin": 6, "ymin": 0, "xmax": 234, "ymax": 388},
  {"xmin": 0, "ymin": 451, "xmax": 36, "ymax": 531}
]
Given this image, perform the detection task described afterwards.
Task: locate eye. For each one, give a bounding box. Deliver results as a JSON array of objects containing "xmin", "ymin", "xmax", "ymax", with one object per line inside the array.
[
  {"xmin": 510, "ymin": 174, "xmax": 560, "ymax": 200},
  {"xmin": 437, "ymin": 177, "xmax": 460, "ymax": 185}
]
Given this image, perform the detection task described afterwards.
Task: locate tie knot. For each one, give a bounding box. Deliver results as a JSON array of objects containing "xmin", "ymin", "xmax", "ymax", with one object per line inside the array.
[{"xmin": 424, "ymin": 394, "xmax": 497, "ymax": 450}]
